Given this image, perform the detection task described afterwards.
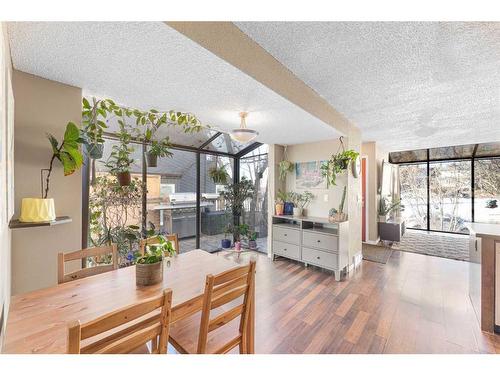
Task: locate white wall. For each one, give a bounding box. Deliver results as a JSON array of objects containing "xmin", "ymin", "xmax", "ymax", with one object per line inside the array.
[
  {"xmin": 11, "ymin": 71, "xmax": 82, "ymax": 295},
  {"xmin": 0, "ymin": 22, "xmax": 15, "ymax": 351}
]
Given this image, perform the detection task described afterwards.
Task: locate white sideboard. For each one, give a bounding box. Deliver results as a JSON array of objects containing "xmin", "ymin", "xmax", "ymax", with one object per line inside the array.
[{"xmin": 271, "ymin": 215, "xmax": 349, "ymax": 281}]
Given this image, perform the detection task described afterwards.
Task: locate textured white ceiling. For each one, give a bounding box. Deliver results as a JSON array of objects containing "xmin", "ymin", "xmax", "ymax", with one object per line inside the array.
[
  {"xmin": 236, "ymin": 22, "xmax": 500, "ymax": 151},
  {"xmin": 7, "ymin": 22, "xmax": 340, "ymax": 146}
]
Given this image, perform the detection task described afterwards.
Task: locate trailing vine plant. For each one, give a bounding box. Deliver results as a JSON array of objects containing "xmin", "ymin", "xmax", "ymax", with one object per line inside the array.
[{"xmin": 320, "ymin": 136, "xmax": 359, "ymax": 186}]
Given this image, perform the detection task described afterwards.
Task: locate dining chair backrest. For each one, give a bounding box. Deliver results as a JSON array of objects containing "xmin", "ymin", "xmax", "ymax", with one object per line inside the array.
[
  {"xmin": 67, "ymin": 289, "xmax": 173, "ymax": 354},
  {"xmin": 140, "ymin": 234, "xmax": 179, "ymax": 255},
  {"xmin": 58, "ymin": 244, "xmax": 118, "ymax": 284},
  {"xmin": 197, "ymin": 260, "xmax": 256, "ymax": 354}
]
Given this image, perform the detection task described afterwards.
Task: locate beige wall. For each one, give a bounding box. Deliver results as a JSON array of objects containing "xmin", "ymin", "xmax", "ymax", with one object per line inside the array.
[
  {"xmin": 11, "ymin": 71, "xmax": 82, "ymax": 295},
  {"xmin": 269, "ymin": 135, "xmax": 363, "ymax": 266},
  {"xmin": 284, "ymin": 139, "xmax": 346, "ymax": 218},
  {"xmin": 0, "ymin": 23, "xmax": 15, "ymax": 351},
  {"xmin": 361, "ymin": 141, "xmax": 389, "ymax": 243}
]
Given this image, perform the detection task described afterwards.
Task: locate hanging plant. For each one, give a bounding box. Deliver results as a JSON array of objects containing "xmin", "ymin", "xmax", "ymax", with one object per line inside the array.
[
  {"xmin": 209, "ymin": 156, "xmax": 229, "ymax": 184},
  {"xmin": 321, "ymin": 136, "xmax": 359, "ymax": 186},
  {"xmin": 279, "ymin": 145, "xmax": 294, "ymax": 180}
]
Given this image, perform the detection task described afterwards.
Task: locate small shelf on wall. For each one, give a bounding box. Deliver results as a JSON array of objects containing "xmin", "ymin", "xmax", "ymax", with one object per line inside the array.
[{"xmin": 9, "ymin": 216, "xmax": 72, "ymax": 229}]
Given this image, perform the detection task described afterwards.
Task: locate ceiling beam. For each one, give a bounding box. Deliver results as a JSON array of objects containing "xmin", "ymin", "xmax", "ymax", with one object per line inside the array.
[{"xmin": 166, "ymin": 22, "xmax": 356, "ymax": 136}]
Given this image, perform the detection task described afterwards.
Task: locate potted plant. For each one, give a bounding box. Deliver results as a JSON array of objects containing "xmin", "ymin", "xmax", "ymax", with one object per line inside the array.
[
  {"xmin": 247, "ymin": 230, "xmax": 258, "ymax": 250},
  {"xmin": 209, "ymin": 163, "xmax": 230, "ymax": 184},
  {"xmin": 320, "ymin": 137, "xmax": 359, "ymax": 186},
  {"xmin": 221, "ymin": 228, "xmax": 232, "ymax": 249},
  {"xmin": 378, "ymin": 197, "xmax": 401, "ymax": 222},
  {"xmin": 275, "ymin": 190, "xmax": 288, "ymax": 216},
  {"xmin": 102, "ymin": 121, "xmax": 135, "ymax": 186},
  {"xmin": 289, "ymin": 191, "xmax": 314, "ymax": 217},
  {"xmin": 146, "ymin": 137, "xmax": 173, "ymax": 167},
  {"xmin": 19, "ymin": 122, "xmax": 84, "ymax": 223},
  {"xmin": 329, "ymin": 186, "xmax": 348, "ymax": 222},
  {"xmin": 134, "ymin": 235, "xmax": 175, "ymax": 286},
  {"xmin": 278, "ymin": 145, "xmax": 294, "ymax": 180},
  {"xmin": 81, "ymin": 97, "xmax": 119, "ymax": 159},
  {"xmin": 220, "ymin": 177, "xmax": 255, "ymax": 237}
]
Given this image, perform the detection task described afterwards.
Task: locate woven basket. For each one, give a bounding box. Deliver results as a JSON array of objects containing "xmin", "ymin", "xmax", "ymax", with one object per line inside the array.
[{"xmin": 136, "ymin": 260, "xmax": 163, "ymax": 286}]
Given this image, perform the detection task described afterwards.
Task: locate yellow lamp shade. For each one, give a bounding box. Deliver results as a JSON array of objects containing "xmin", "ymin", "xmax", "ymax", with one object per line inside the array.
[{"xmin": 19, "ymin": 198, "xmax": 56, "ymax": 223}]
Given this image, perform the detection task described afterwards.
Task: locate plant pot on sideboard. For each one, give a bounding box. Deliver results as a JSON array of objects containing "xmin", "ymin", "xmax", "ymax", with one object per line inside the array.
[
  {"xmin": 136, "ymin": 260, "xmax": 163, "ymax": 286},
  {"xmin": 293, "ymin": 207, "xmax": 303, "ymax": 217}
]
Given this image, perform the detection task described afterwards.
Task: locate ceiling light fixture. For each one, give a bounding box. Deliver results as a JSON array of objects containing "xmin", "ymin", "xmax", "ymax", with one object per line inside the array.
[{"xmin": 230, "ymin": 112, "xmax": 258, "ymax": 143}]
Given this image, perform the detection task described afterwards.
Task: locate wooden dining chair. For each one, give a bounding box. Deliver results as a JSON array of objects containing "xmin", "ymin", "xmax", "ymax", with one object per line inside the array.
[
  {"xmin": 67, "ymin": 289, "xmax": 173, "ymax": 354},
  {"xmin": 140, "ymin": 234, "xmax": 180, "ymax": 255},
  {"xmin": 168, "ymin": 260, "xmax": 256, "ymax": 354},
  {"xmin": 58, "ymin": 244, "xmax": 118, "ymax": 284}
]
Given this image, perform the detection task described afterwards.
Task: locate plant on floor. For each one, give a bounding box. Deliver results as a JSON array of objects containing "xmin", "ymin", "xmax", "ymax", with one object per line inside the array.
[
  {"xmin": 224, "ymin": 223, "xmax": 249, "ymax": 243},
  {"xmin": 88, "ymin": 175, "xmax": 144, "ymax": 264},
  {"xmin": 220, "ymin": 177, "xmax": 255, "ymax": 219},
  {"xmin": 321, "ymin": 136, "xmax": 359, "ymax": 186},
  {"xmin": 378, "ymin": 197, "xmax": 401, "ymax": 217},
  {"xmin": 43, "ymin": 122, "xmax": 85, "ymax": 198}
]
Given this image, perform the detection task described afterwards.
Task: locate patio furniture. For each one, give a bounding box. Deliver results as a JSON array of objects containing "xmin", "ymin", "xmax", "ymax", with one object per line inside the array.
[
  {"xmin": 168, "ymin": 260, "xmax": 256, "ymax": 354},
  {"xmin": 57, "ymin": 244, "xmax": 118, "ymax": 284},
  {"xmin": 67, "ymin": 289, "xmax": 173, "ymax": 354},
  {"xmin": 140, "ymin": 234, "xmax": 180, "ymax": 255},
  {"xmin": 4, "ymin": 250, "xmax": 254, "ymax": 354}
]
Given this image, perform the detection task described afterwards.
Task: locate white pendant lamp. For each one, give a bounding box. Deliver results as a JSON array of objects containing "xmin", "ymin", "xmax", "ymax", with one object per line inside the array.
[{"xmin": 230, "ymin": 112, "xmax": 258, "ymax": 143}]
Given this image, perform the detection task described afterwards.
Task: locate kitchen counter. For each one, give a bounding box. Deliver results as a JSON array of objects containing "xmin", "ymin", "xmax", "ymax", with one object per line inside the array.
[{"xmin": 466, "ymin": 222, "xmax": 500, "ymax": 334}]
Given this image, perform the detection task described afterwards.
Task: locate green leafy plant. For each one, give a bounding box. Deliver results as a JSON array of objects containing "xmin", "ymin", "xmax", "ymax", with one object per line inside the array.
[
  {"xmin": 134, "ymin": 235, "xmax": 175, "ymax": 264},
  {"xmin": 220, "ymin": 177, "xmax": 255, "ymax": 218},
  {"xmin": 81, "ymin": 98, "xmax": 119, "ymax": 155},
  {"xmin": 278, "ymin": 160, "xmax": 294, "ymax": 180},
  {"xmin": 225, "ymin": 223, "xmax": 249, "ymax": 242},
  {"xmin": 43, "ymin": 122, "xmax": 84, "ymax": 198},
  {"xmin": 276, "ymin": 189, "xmax": 289, "ymax": 204},
  {"xmin": 378, "ymin": 197, "xmax": 401, "ymax": 216},
  {"xmin": 102, "ymin": 121, "xmax": 135, "ymax": 174},
  {"xmin": 149, "ymin": 138, "xmax": 174, "ymax": 158},
  {"xmin": 288, "ymin": 191, "xmax": 315, "ymax": 209},
  {"xmin": 209, "ymin": 165, "xmax": 230, "ymax": 184},
  {"xmin": 321, "ymin": 149, "xmax": 359, "ymax": 186}
]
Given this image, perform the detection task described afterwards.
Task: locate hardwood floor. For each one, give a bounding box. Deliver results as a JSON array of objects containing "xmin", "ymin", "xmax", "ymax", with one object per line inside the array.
[{"xmin": 231, "ymin": 249, "xmax": 500, "ymax": 354}]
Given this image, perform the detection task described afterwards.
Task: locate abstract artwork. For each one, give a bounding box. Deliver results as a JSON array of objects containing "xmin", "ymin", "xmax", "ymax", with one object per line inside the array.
[{"xmin": 295, "ymin": 161, "xmax": 327, "ymax": 189}]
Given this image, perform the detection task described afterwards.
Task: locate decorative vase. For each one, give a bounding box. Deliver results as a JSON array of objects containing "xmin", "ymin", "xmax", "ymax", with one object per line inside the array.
[
  {"xmin": 19, "ymin": 198, "xmax": 56, "ymax": 222},
  {"xmin": 86, "ymin": 143, "xmax": 104, "ymax": 159},
  {"xmin": 293, "ymin": 207, "xmax": 303, "ymax": 217},
  {"xmin": 117, "ymin": 171, "xmax": 131, "ymax": 187},
  {"xmin": 284, "ymin": 201, "xmax": 294, "ymax": 215},
  {"xmin": 248, "ymin": 240, "xmax": 257, "ymax": 249},
  {"xmin": 221, "ymin": 238, "xmax": 231, "ymax": 249},
  {"xmin": 146, "ymin": 152, "xmax": 158, "ymax": 168},
  {"xmin": 275, "ymin": 203, "xmax": 284, "ymax": 216},
  {"xmin": 234, "ymin": 241, "xmax": 241, "ymax": 251},
  {"xmin": 136, "ymin": 260, "xmax": 163, "ymax": 286}
]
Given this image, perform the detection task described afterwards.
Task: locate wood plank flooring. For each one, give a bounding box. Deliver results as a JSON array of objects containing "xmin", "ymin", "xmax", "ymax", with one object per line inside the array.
[{"xmin": 226, "ymin": 249, "xmax": 500, "ymax": 354}]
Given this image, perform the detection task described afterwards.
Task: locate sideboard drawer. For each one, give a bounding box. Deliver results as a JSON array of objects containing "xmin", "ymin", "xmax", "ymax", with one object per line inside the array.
[
  {"xmin": 273, "ymin": 226, "xmax": 300, "ymax": 245},
  {"xmin": 302, "ymin": 231, "xmax": 338, "ymax": 253},
  {"xmin": 273, "ymin": 241, "xmax": 300, "ymax": 260},
  {"xmin": 302, "ymin": 247, "xmax": 338, "ymax": 270}
]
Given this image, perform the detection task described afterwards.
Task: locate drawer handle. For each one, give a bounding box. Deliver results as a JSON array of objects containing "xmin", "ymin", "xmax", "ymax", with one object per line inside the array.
[
  {"xmin": 316, "ymin": 256, "xmax": 321, "ymax": 260},
  {"xmin": 317, "ymin": 240, "xmax": 321, "ymax": 243},
  {"xmin": 284, "ymin": 249, "xmax": 287, "ymax": 251},
  {"xmin": 284, "ymin": 234, "xmax": 287, "ymax": 236}
]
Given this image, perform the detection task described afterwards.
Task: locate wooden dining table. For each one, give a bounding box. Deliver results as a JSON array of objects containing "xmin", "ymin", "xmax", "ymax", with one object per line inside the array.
[{"xmin": 3, "ymin": 249, "xmax": 255, "ymax": 354}]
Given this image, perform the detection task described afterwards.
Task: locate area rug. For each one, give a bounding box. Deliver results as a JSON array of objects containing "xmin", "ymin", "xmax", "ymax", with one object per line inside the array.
[
  {"xmin": 391, "ymin": 229, "xmax": 469, "ymax": 261},
  {"xmin": 362, "ymin": 243, "xmax": 393, "ymax": 264}
]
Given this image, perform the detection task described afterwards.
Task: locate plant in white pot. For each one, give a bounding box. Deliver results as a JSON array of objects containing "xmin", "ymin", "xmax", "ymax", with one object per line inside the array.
[
  {"xmin": 19, "ymin": 122, "xmax": 84, "ymax": 223},
  {"xmin": 289, "ymin": 191, "xmax": 314, "ymax": 217},
  {"xmin": 134, "ymin": 235, "xmax": 175, "ymax": 286}
]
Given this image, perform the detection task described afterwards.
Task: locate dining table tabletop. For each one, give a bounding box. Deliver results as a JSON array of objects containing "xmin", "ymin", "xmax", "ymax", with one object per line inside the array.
[{"xmin": 3, "ymin": 249, "xmax": 254, "ymax": 354}]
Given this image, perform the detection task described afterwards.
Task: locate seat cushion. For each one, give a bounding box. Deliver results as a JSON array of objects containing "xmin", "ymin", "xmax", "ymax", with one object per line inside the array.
[{"xmin": 169, "ymin": 310, "xmax": 242, "ymax": 354}]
